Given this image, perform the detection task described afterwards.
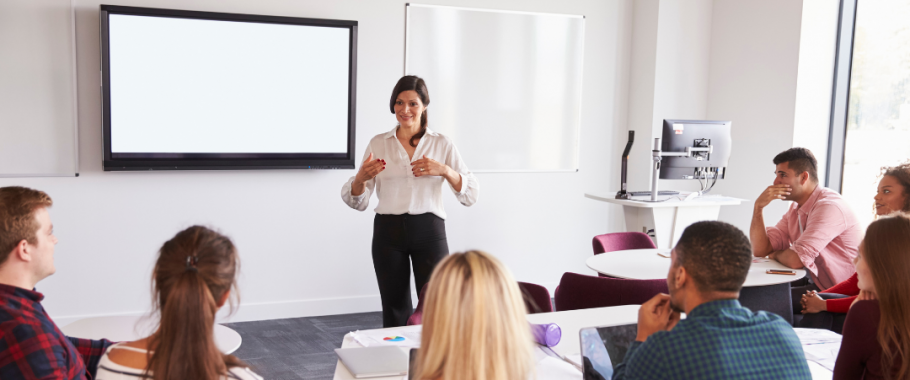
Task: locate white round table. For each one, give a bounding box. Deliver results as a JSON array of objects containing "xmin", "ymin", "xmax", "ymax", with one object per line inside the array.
[
  {"xmin": 585, "ymin": 248, "xmax": 806, "ymax": 324},
  {"xmin": 61, "ymin": 315, "xmax": 242, "ymax": 354},
  {"xmin": 586, "ymin": 248, "xmax": 806, "ymax": 286}
]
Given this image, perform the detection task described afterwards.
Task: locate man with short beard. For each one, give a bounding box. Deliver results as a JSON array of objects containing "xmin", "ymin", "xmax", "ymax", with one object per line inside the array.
[{"xmin": 612, "ymin": 221, "xmax": 811, "ymax": 380}]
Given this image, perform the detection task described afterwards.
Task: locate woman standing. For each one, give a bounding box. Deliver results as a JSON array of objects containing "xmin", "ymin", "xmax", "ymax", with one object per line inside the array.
[{"xmin": 341, "ymin": 76, "xmax": 479, "ymax": 327}]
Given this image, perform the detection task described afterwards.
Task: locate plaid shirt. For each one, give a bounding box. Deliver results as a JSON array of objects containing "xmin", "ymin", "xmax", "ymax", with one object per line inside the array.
[
  {"xmin": 613, "ymin": 299, "xmax": 811, "ymax": 380},
  {"xmin": 0, "ymin": 283, "xmax": 113, "ymax": 379}
]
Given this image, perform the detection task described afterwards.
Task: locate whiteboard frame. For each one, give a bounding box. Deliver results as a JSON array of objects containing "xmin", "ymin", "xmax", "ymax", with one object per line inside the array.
[{"xmin": 404, "ymin": 3, "xmax": 585, "ymax": 173}]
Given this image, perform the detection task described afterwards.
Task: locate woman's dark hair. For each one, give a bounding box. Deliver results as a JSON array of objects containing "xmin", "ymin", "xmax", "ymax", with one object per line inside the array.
[
  {"xmin": 389, "ymin": 75, "xmax": 430, "ymax": 147},
  {"xmin": 147, "ymin": 226, "xmax": 244, "ymax": 380},
  {"xmin": 880, "ymin": 161, "xmax": 910, "ymax": 213}
]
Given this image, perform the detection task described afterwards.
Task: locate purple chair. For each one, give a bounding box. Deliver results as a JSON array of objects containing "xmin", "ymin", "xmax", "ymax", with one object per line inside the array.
[
  {"xmin": 592, "ymin": 232, "xmax": 657, "ymax": 278},
  {"xmin": 407, "ymin": 281, "xmax": 552, "ymax": 325},
  {"xmin": 554, "ymin": 272, "xmax": 668, "ymax": 312},
  {"xmin": 517, "ymin": 281, "xmax": 553, "ymax": 314}
]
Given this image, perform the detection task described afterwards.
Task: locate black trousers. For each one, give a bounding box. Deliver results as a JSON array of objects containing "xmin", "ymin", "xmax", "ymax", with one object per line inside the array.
[{"xmin": 372, "ymin": 213, "xmax": 449, "ymax": 328}]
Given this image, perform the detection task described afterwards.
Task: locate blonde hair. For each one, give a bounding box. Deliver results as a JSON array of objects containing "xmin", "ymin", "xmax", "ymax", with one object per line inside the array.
[{"xmin": 413, "ymin": 250, "xmax": 534, "ymax": 380}]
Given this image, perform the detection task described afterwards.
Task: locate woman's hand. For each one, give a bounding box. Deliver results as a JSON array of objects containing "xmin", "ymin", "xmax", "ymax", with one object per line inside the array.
[
  {"xmin": 411, "ymin": 155, "xmax": 451, "ymax": 177},
  {"xmin": 800, "ymin": 291, "xmax": 827, "ymax": 314},
  {"xmin": 850, "ymin": 290, "xmax": 876, "ymax": 309},
  {"xmin": 352, "ymin": 153, "xmax": 385, "ymax": 196}
]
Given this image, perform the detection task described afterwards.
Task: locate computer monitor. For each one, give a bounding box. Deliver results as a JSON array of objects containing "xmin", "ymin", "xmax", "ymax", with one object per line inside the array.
[{"xmin": 659, "ymin": 119, "xmax": 732, "ymax": 180}]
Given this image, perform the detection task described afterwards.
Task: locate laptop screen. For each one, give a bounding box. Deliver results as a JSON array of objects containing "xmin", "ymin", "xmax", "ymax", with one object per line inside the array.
[{"xmin": 580, "ymin": 323, "xmax": 638, "ymax": 379}]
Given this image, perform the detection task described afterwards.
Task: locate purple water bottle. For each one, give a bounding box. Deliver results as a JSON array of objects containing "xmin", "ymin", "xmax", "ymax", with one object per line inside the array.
[{"xmin": 530, "ymin": 322, "xmax": 561, "ymax": 347}]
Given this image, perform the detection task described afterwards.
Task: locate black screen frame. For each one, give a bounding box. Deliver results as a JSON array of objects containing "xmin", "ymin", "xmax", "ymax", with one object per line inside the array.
[{"xmin": 100, "ymin": 5, "xmax": 358, "ymax": 171}]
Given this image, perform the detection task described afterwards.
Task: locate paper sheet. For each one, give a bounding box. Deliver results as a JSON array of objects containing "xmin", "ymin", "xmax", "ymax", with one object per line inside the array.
[
  {"xmin": 351, "ymin": 325, "xmax": 423, "ymax": 349},
  {"xmin": 794, "ymin": 328, "xmax": 842, "ymax": 371}
]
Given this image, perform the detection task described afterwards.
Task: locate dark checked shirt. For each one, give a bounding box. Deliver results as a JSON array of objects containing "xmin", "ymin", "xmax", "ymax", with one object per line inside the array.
[
  {"xmin": 613, "ymin": 299, "xmax": 811, "ymax": 380},
  {"xmin": 0, "ymin": 283, "xmax": 113, "ymax": 379}
]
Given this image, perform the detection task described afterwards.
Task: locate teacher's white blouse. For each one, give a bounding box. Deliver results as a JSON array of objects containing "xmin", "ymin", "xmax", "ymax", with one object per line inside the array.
[{"xmin": 341, "ymin": 127, "xmax": 479, "ymax": 219}]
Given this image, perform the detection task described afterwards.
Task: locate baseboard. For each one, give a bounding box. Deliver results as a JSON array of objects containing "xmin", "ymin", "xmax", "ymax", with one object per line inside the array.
[
  {"xmin": 52, "ymin": 281, "xmax": 560, "ymax": 327},
  {"xmin": 52, "ymin": 294, "xmax": 384, "ymax": 327},
  {"xmin": 220, "ymin": 294, "xmax": 383, "ymax": 323}
]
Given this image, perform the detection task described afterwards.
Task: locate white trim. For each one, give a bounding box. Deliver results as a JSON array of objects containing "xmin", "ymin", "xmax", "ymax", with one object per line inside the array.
[
  {"xmin": 404, "ymin": 4, "xmax": 411, "ymax": 75},
  {"xmin": 69, "ymin": 0, "xmax": 80, "ymax": 176},
  {"xmin": 406, "ymin": 3, "xmax": 584, "ymax": 19},
  {"xmin": 52, "ymin": 295, "xmax": 384, "ymax": 327},
  {"xmin": 0, "ymin": 173, "xmax": 78, "ymax": 178}
]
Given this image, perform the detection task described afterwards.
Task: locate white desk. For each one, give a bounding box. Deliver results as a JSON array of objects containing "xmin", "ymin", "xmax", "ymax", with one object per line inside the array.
[
  {"xmin": 585, "ymin": 192, "xmax": 747, "ymax": 249},
  {"xmin": 334, "ymin": 305, "xmax": 833, "ymax": 379},
  {"xmin": 586, "ymin": 248, "xmax": 806, "ymax": 287},
  {"xmin": 586, "ymin": 248, "xmax": 805, "ymax": 324},
  {"xmin": 61, "ymin": 315, "xmax": 242, "ymax": 354}
]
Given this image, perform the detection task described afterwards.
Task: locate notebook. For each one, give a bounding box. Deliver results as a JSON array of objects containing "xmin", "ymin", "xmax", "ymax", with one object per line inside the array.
[{"xmin": 335, "ymin": 346, "xmax": 409, "ymax": 378}]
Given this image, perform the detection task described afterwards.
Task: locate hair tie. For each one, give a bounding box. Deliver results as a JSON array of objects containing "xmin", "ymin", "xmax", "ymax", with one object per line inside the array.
[{"xmin": 186, "ymin": 255, "xmax": 199, "ymax": 272}]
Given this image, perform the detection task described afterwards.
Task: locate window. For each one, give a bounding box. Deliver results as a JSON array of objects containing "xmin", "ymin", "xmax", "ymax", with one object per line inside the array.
[{"xmin": 830, "ymin": 0, "xmax": 910, "ymax": 228}]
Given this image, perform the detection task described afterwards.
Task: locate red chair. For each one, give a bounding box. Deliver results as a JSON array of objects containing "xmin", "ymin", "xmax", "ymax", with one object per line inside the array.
[
  {"xmin": 407, "ymin": 281, "xmax": 552, "ymax": 325},
  {"xmin": 592, "ymin": 232, "xmax": 656, "ymax": 277},
  {"xmin": 554, "ymin": 272, "xmax": 668, "ymax": 311}
]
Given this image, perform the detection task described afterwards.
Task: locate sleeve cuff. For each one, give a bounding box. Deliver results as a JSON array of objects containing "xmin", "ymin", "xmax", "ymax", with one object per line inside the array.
[{"xmin": 452, "ymin": 172, "xmax": 467, "ymax": 195}]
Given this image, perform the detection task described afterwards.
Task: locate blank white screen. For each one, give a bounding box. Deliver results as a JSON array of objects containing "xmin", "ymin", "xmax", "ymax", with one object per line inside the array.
[{"xmin": 109, "ymin": 14, "xmax": 350, "ymax": 153}]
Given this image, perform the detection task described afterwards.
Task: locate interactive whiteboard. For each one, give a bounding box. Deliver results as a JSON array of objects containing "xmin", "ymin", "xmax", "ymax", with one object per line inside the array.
[{"xmin": 405, "ymin": 4, "xmax": 585, "ymax": 172}]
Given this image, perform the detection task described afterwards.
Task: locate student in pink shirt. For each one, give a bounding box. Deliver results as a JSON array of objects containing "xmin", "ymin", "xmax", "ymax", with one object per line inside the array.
[{"xmin": 749, "ymin": 148, "xmax": 862, "ymax": 318}]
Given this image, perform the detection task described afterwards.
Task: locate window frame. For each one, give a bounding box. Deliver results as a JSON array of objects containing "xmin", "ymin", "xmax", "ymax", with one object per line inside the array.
[{"xmin": 825, "ymin": 0, "xmax": 858, "ymax": 192}]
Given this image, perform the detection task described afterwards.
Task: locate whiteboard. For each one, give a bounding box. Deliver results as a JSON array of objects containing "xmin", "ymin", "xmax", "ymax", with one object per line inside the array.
[
  {"xmin": 405, "ymin": 4, "xmax": 585, "ymax": 172},
  {"xmin": 0, "ymin": 0, "xmax": 79, "ymax": 177}
]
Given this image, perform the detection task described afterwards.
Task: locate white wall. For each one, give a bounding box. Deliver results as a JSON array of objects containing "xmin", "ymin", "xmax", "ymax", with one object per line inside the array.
[
  {"xmin": 2, "ymin": 0, "xmax": 814, "ymax": 325},
  {"xmin": 792, "ymin": 0, "xmax": 840, "ymax": 185},
  {"xmin": 0, "ymin": 0, "xmax": 632, "ymax": 324},
  {"xmin": 705, "ymin": 0, "xmax": 806, "ymax": 232}
]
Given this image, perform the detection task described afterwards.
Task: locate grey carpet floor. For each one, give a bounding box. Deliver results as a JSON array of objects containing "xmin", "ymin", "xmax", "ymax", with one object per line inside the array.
[{"xmin": 224, "ymin": 312, "xmax": 383, "ymax": 380}]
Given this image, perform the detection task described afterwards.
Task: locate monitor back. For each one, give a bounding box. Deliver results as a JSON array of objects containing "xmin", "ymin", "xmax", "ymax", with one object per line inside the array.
[{"xmin": 660, "ymin": 119, "xmax": 732, "ymax": 180}]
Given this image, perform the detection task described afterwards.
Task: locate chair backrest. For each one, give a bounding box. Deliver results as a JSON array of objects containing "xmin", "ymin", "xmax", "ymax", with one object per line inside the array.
[
  {"xmin": 592, "ymin": 232, "xmax": 656, "ymax": 255},
  {"xmin": 554, "ymin": 272, "xmax": 668, "ymax": 312},
  {"xmin": 518, "ymin": 281, "xmax": 553, "ymax": 314},
  {"xmin": 406, "ymin": 283, "xmax": 429, "ymax": 326},
  {"xmin": 407, "ymin": 281, "xmax": 552, "ymax": 325}
]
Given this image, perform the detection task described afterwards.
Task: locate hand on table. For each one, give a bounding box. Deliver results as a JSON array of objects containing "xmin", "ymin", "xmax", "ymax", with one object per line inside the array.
[
  {"xmin": 800, "ymin": 290, "xmax": 827, "ymax": 314},
  {"xmin": 411, "ymin": 155, "xmax": 450, "ymax": 177},
  {"xmin": 755, "ymin": 184, "xmax": 792, "ymax": 210},
  {"xmin": 635, "ymin": 293, "xmax": 680, "ymax": 342}
]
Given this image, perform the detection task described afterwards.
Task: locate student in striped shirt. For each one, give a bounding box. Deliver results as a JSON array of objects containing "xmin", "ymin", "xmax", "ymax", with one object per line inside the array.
[{"xmin": 95, "ymin": 226, "xmax": 261, "ymax": 380}]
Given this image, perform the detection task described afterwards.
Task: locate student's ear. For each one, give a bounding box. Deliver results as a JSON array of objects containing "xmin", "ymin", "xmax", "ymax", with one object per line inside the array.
[
  {"xmin": 217, "ymin": 289, "xmax": 231, "ymax": 308},
  {"xmin": 674, "ymin": 266, "xmax": 688, "ymax": 290},
  {"xmin": 800, "ymin": 171, "xmax": 810, "ymax": 186},
  {"xmin": 12, "ymin": 240, "xmax": 32, "ymax": 263}
]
